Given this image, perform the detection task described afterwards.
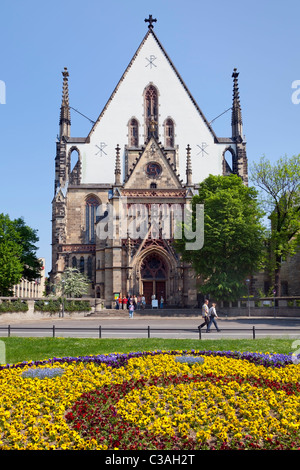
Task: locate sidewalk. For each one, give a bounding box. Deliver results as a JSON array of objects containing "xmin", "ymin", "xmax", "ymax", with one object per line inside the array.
[{"xmin": 88, "ymin": 307, "xmax": 300, "ymax": 320}]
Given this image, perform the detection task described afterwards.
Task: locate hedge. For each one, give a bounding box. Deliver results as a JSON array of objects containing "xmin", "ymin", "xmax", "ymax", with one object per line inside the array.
[
  {"xmin": 0, "ymin": 299, "xmax": 91, "ymax": 314},
  {"xmin": 34, "ymin": 299, "xmax": 91, "ymax": 313},
  {"xmin": 34, "ymin": 299, "xmax": 61, "ymax": 313},
  {"xmin": 64, "ymin": 300, "xmax": 91, "ymax": 312},
  {"xmin": 0, "ymin": 300, "xmax": 29, "ymax": 313}
]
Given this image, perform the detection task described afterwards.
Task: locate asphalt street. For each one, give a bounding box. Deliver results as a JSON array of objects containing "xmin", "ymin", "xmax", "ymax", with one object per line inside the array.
[{"xmin": 0, "ymin": 314, "xmax": 300, "ymax": 340}]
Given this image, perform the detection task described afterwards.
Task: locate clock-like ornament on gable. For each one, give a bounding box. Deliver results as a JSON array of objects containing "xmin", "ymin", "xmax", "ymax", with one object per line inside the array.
[{"xmin": 145, "ymin": 162, "xmax": 162, "ymax": 178}]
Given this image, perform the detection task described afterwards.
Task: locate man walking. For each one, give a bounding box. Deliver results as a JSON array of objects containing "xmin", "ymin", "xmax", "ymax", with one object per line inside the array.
[{"xmin": 199, "ymin": 299, "xmax": 210, "ymax": 329}]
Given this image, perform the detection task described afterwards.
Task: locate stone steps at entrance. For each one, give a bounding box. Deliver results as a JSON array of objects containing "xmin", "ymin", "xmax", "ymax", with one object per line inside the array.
[{"xmin": 88, "ymin": 308, "xmax": 202, "ymax": 317}]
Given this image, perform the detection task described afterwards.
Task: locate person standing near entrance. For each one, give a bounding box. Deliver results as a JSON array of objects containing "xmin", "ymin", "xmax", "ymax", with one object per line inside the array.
[
  {"xmin": 160, "ymin": 296, "xmax": 164, "ymax": 309},
  {"xmin": 199, "ymin": 299, "xmax": 209, "ymax": 329},
  {"xmin": 122, "ymin": 296, "xmax": 128, "ymax": 310},
  {"xmin": 207, "ymin": 303, "xmax": 221, "ymax": 332}
]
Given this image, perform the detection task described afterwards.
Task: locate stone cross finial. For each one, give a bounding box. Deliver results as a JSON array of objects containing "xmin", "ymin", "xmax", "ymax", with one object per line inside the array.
[{"xmin": 145, "ymin": 15, "xmax": 157, "ymax": 29}]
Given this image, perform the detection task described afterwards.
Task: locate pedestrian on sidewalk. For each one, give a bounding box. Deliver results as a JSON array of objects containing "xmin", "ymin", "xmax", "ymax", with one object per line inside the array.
[
  {"xmin": 207, "ymin": 303, "xmax": 221, "ymax": 332},
  {"xmin": 198, "ymin": 299, "xmax": 210, "ymax": 329},
  {"xmin": 129, "ymin": 301, "xmax": 135, "ymax": 319}
]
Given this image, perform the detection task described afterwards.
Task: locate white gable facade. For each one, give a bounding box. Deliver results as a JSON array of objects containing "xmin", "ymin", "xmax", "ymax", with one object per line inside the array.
[
  {"xmin": 64, "ymin": 28, "xmax": 245, "ymax": 186},
  {"xmin": 51, "ymin": 17, "xmax": 248, "ymax": 308}
]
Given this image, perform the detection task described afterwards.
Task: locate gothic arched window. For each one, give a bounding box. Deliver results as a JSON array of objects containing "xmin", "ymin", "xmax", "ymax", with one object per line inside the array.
[
  {"xmin": 144, "ymin": 85, "xmax": 158, "ymax": 140},
  {"xmin": 72, "ymin": 256, "xmax": 77, "ymax": 268},
  {"xmin": 68, "ymin": 147, "xmax": 81, "ymax": 185},
  {"xmin": 80, "ymin": 257, "xmax": 85, "ymax": 274},
  {"xmin": 128, "ymin": 118, "xmax": 139, "ymax": 147},
  {"xmin": 87, "ymin": 256, "xmax": 93, "ymax": 280},
  {"xmin": 69, "ymin": 147, "xmax": 79, "ymax": 173},
  {"xmin": 86, "ymin": 196, "xmax": 100, "ymax": 243},
  {"xmin": 222, "ymin": 148, "xmax": 235, "ymax": 176},
  {"xmin": 165, "ymin": 118, "xmax": 175, "ymax": 147},
  {"xmin": 141, "ymin": 254, "xmax": 167, "ymax": 279}
]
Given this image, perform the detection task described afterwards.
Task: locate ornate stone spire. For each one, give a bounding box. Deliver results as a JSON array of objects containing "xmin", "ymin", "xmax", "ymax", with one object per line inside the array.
[
  {"xmin": 59, "ymin": 67, "xmax": 71, "ymax": 139},
  {"xmin": 186, "ymin": 144, "xmax": 192, "ymax": 186},
  {"xmin": 231, "ymin": 68, "xmax": 243, "ymax": 141},
  {"xmin": 114, "ymin": 144, "xmax": 121, "ymax": 185}
]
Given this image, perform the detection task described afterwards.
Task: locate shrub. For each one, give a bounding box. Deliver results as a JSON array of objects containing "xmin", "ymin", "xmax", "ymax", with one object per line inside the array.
[
  {"xmin": 0, "ymin": 299, "xmax": 28, "ymax": 313},
  {"xmin": 34, "ymin": 299, "xmax": 91, "ymax": 313},
  {"xmin": 64, "ymin": 300, "xmax": 91, "ymax": 312},
  {"xmin": 34, "ymin": 299, "xmax": 60, "ymax": 313}
]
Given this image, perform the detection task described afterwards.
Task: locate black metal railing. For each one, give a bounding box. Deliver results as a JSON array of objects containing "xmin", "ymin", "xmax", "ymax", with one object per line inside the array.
[{"xmin": 0, "ymin": 325, "xmax": 299, "ymax": 339}]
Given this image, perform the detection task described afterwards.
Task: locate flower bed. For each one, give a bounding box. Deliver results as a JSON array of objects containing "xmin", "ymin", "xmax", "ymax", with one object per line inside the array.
[{"xmin": 0, "ymin": 350, "xmax": 299, "ymax": 450}]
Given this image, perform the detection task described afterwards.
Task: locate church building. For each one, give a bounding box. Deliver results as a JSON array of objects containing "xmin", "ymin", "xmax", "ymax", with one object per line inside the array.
[{"xmin": 50, "ymin": 16, "xmax": 248, "ymax": 307}]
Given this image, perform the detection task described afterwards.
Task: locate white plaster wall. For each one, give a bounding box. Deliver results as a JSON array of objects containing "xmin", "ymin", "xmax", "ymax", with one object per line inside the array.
[{"xmin": 66, "ymin": 33, "xmax": 233, "ymax": 185}]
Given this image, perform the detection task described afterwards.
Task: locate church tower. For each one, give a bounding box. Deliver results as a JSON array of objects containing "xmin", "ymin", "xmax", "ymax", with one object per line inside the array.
[
  {"xmin": 51, "ymin": 68, "xmax": 71, "ymax": 282},
  {"xmin": 50, "ymin": 16, "xmax": 248, "ymax": 306}
]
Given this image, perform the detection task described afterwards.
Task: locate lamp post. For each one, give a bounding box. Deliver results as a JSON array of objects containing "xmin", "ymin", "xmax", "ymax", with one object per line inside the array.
[
  {"xmin": 246, "ymin": 278, "xmax": 250, "ymax": 317},
  {"xmin": 61, "ymin": 279, "xmax": 65, "ymax": 318},
  {"xmin": 273, "ymin": 289, "xmax": 276, "ymax": 318}
]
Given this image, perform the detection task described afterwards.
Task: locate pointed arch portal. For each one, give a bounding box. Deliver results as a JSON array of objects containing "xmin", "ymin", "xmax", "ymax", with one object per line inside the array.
[{"xmin": 140, "ymin": 252, "xmax": 167, "ymax": 304}]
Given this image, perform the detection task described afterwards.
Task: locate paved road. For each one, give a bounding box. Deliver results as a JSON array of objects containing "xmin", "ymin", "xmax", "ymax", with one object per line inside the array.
[{"xmin": 0, "ymin": 315, "xmax": 300, "ymax": 340}]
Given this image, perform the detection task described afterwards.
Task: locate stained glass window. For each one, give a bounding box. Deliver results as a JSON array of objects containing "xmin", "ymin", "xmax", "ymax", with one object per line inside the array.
[
  {"xmin": 145, "ymin": 85, "xmax": 158, "ymax": 139},
  {"xmin": 86, "ymin": 196, "xmax": 100, "ymax": 243},
  {"xmin": 141, "ymin": 254, "xmax": 167, "ymax": 279}
]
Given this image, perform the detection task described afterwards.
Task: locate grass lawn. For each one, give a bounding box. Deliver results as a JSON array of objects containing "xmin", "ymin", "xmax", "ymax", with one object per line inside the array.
[{"xmin": 0, "ymin": 336, "xmax": 296, "ymax": 365}]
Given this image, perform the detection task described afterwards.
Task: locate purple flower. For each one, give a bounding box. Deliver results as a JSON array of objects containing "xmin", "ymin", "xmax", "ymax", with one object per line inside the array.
[{"xmin": 0, "ymin": 349, "xmax": 298, "ymax": 374}]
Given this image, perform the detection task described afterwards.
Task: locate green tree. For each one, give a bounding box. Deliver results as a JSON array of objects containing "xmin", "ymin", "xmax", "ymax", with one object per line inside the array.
[
  {"xmin": 13, "ymin": 217, "xmax": 42, "ymax": 281},
  {"xmin": 0, "ymin": 214, "xmax": 42, "ymax": 296},
  {"xmin": 250, "ymin": 154, "xmax": 300, "ymax": 296},
  {"xmin": 56, "ymin": 267, "xmax": 90, "ymax": 298},
  {"xmin": 0, "ymin": 214, "xmax": 23, "ymax": 296},
  {"xmin": 175, "ymin": 174, "xmax": 265, "ymax": 302}
]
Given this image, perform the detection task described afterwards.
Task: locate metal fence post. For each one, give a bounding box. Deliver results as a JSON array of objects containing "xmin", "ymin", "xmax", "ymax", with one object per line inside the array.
[
  {"xmin": 252, "ymin": 325, "xmax": 256, "ymax": 339},
  {"xmin": 53, "ymin": 325, "xmax": 55, "ymax": 338},
  {"xmin": 198, "ymin": 326, "xmax": 202, "ymax": 340},
  {"xmin": 148, "ymin": 326, "xmax": 150, "ymax": 338},
  {"xmin": 8, "ymin": 325, "xmax": 10, "ymax": 337},
  {"xmin": 99, "ymin": 325, "xmax": 102, "ymax": 339}
]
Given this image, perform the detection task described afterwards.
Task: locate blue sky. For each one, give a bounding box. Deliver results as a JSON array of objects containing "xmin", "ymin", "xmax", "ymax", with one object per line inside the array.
[{"xmin": 0, "ymin": 0, "xmax": 300, "ymax": 275}]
